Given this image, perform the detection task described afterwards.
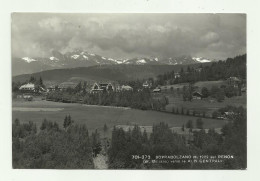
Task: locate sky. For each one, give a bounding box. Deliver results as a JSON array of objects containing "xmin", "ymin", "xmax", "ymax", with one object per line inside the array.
[{"xmin": 11, "ymin": 13, "xmax": 246, "ymax": 60}]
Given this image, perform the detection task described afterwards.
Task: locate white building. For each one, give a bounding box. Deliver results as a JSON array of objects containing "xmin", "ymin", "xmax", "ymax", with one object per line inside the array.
[
  {"xmin": 19, "ymin": 83, "xmax": 36, "ymax": 92},
  {"xmin": 121, "ymin": 85, "xmax": 133, "ymax": 91}
]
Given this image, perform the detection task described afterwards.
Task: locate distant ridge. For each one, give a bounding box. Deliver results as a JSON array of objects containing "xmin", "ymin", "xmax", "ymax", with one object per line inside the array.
[
  {"xmin": 12, "ymin": 49, "xmax": 214, "ymax": 76},
  {"xmin": 12, "ymin": 63, "xmax": 209, "ymax": 85}
]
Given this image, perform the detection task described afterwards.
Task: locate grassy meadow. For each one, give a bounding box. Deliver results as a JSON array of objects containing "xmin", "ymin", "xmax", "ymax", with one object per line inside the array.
[
  {"xmin": 155, "ymin": 80, "xmax": 247, "ymax": 117},
  {"xmin": 12, "ymin": 99, "xmax": 227, "ymax": 137},
  {"xmin": 164, "ymin": 93, "xmax": 246, "ymax": 117}
]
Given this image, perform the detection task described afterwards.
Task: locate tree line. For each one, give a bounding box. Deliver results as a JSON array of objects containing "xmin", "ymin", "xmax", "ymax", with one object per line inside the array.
[
  {"xmin": 108, "ymin": 106, "xmax": 246, "ymax": 169},
  {"xmin": 151, "ymin": 54, "xmax": 246, "ymax": 86},
  {"xmin": 12, "ymin": 105, "xmax": 246, "ymax": 169},
  {"xmin": 46, "ymin": 88, "xmax": 169, "ymax": 111}
]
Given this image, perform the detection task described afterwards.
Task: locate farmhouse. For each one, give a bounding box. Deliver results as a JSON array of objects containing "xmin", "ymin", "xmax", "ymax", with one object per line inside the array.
[
  {"xmin": 142, "ymin": 81, "xmax": 152, "ymax": 88},
  {"xmin": 91, "ymin": 82, "xmax": 114, "ymax": 93},
  {"xmin": 120, "ymin": 85, "xmax": 133, "ymax": 91},
  {"xmin": 46, "ymin": 85, "xmax": 56, "ymax": 92},
  {"xmin": 152, "ymin": 87, "xmax": 161, "ymax": 93},
  {"xmin": 19, "ymin": 83, "xmax": 36, "ymax": 93},
  {"xmin": 192, "ymin": 91, "xmax": 202, "ymax": 100},
  {"xmin": 19, "ymin": 83, "xmax": 45, "ymax": 93},
  {"xmin": 174, "ymin": 72, "xmax": 180, "ymax": 79},
  {"xmin": 227, "ymin": 77, "xmax": 241, "ymax": 87}
]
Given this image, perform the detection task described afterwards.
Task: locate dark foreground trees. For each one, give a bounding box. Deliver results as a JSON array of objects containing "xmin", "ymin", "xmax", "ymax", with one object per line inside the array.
[
  {"xmin": 12, "ymin": 118, "xmax": 93, "ymax": 169},
  {"xmin": 12, "ymin": 106, "xmax": 246, "ymax": 169},
  {"xmin": 108, "ymin": 106, "xmax": 247, "ymax": 169}
]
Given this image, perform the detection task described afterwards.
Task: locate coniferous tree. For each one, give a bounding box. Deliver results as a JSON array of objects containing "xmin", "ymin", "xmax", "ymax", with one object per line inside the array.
[
  {"xmin": 182, "ymin": 124, "xmax": 185, "ymax": 132},
  {"xmin": 186, "ymin": 120, "xmax": 193, "ymax": 132},
  {"xmin": 63, "ymin": 115, "xmax": 73, "ymax": 130},
  {"xmin": 103, "ymin": 123, "xmax": 108, "ymax": 133},
  {"xmin": 196, "ymin": 118, "xmax": 204, "ymax": 129},
  {"xmin": 142, "ymin": 129, "xmax": 148, "ymax": 143},
  {"xmin": 201, "ymin": 87, "xmax": 209, "ymax": 98},
  {"xmin": 39, "ymin": 77, "xmax": 43, "ymax": 86}
]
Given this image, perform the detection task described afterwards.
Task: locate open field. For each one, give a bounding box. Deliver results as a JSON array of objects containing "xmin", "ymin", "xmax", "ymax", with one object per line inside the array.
[
  {"xmin": 152, "ymin": 80, "xmax": 247, "ymax": 117},
  {"xmin": 159, "ymin": 80, "xmax": 227, "ymax": 92},
  {"xmin": 165, "ymin": 93, "xmax": 246, "ymax": 116},
  {"xmin": 12, "ymin": 100, "xmax": 227, "ymax": 137}
]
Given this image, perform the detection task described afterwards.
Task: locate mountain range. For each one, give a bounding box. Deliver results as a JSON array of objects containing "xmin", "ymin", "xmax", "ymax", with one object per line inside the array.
[{"xmin": 12, "ymin": 50, "xmax": 213, "ymax": 76}]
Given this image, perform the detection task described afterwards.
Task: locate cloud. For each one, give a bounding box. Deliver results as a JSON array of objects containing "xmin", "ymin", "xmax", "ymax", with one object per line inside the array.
[
  {"xmin": 11, "ymin": 13, "xmax": 246, "ymax": 60},
  {"xmin": 200, "ymin": 32, "xmax": 220, "ymax": 45}
]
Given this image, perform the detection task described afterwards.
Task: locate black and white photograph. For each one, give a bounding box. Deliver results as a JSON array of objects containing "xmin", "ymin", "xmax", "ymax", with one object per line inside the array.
[{"xmin": 10, "ymin": 13, "xmax": 247, "ymax": 170}]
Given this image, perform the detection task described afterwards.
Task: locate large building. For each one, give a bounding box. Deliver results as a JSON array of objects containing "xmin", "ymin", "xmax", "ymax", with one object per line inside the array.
[
  {"xmin": 19, "ymin": 83, "xmax": 36, "ymax": 93},
  {"xmin": 19, "ymin": 83, "xmax": 46, "ymax": 94},
  {"xmin": 91, "ymin": 82, "xmax": 114, "ymax": 93}
]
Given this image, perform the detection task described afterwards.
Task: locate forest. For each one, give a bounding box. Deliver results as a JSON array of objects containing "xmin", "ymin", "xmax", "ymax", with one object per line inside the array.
[
  {"xmin": 12, "ymin": 116, "xmax": 99, "ymax": 169},
  {"xmin": 46, "ymin": 88, "xmax": 169, "ymax": 111},
  {"xmin": 153, "ymin": 54, "xmax": 246, "ymax": 86},
  {"xmin": 108, "ymin": 106, "xmax": 246, "ymax": 169},
  {"xmin": 12, "ymin": 105, "xmax": 246, "ymax": 169}
]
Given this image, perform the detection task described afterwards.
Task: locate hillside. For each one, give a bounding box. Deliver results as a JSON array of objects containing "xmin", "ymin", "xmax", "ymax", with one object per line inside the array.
[{"xmin": 12, "ymin": 63, "xmax": 208, "ymax": 85}]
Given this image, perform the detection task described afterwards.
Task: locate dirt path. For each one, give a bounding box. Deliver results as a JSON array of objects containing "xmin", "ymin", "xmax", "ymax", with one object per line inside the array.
[{"xmin": 93, "ymin": 154, "xmax": 108, "ymax": 169}]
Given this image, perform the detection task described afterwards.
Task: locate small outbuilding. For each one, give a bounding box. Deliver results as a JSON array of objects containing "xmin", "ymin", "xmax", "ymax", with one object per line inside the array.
[
  {"xmin": 192, "ymin": 91, "xmax": 202, "ymax": 100},
  {"xmin": 152, "ymin": 87, "xmax": 161, "ymax": 93}
]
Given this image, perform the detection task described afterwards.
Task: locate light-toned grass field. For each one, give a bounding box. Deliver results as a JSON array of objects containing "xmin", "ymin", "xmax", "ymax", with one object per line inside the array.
[
  {"xmin": 159, "ymin": 80, "xmax": 226, "ymax": 92},
  {"xmin": 12, "ymin": 100, "xmax": 227, "ymax": 136},
  {"xmin": 154, "ymin": 80, "xmax": 246, "ymax": 117},
  {"xmin": 165, "ymin": 93, "xmax": 246, "ymax": 117}
]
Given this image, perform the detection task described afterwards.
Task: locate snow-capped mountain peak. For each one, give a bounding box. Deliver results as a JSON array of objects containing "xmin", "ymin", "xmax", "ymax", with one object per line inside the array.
[
  {"xmin": 22, "ymin": 57, "xmax": 37, "ymax": 63},
  {"xmin": 136, "ymin": 59, "xmax": 146, "ymax": 64},
  {"xmin": 192, "ymin": 57, "xmax": 211, "ymax": 63},
  {"xmin": 83, "ymin": 55, "xmax": 89, "ymax": 60},
  {"xmin": 15, "ymin": 52, "xmax": 213, "ymax": 77},
  {"xmin": 71, "ymin": 54, "xmax": 80, "ymax": 59}
]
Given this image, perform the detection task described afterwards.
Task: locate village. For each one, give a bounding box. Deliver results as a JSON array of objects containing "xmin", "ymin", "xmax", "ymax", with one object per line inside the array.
[
  {"xmin": 14, "ymin": 72, "xmax": 246, "ymax": 122},
  {"xmin": 16, "ymin": 74, "xmax": 246, "ymax": 102}
]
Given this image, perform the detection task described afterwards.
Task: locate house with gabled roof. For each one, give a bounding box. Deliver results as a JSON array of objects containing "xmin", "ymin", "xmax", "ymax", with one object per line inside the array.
[
  {"xmin": 152, "ymin": 87, "xmax": 161, "ymax": 93},
  {"xmin": 192, "ymin": 91, "xmax": 202, "ymax": 100},
  {"xmin": 91, "ymin": 82, "xmax": 114, "ymax": 93},
  {"xmin": 142, "ymin": 81, "xmax": 152, "ymax": 89},
  {"xmin": 19, "ymin": 83, "xmax": 46, "ymax": 93},
  {"xmin": 19, "ymin": 83, "xmax": 36, "ymax": 92},
  {"xmin": 116, "ymin": 85, "xmax": 133, "ymax": 92}
]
